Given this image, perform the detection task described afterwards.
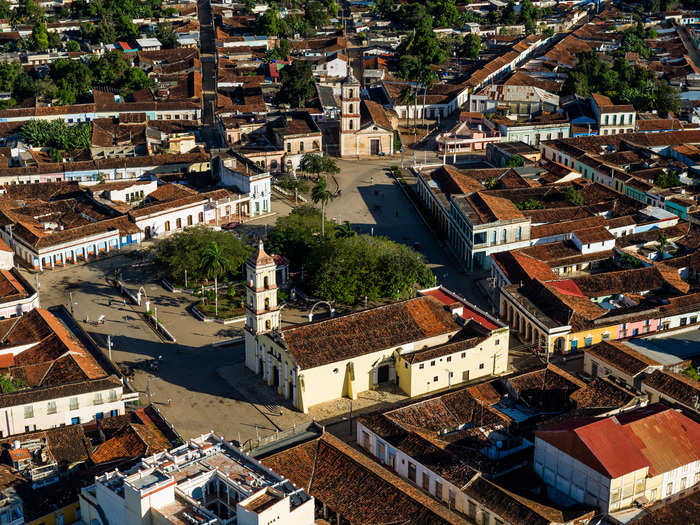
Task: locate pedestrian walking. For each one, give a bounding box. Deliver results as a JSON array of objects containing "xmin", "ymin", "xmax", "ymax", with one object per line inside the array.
[
  {"xmin": 168, "ymin": 398, "xmax": 172, "ymax": 406},
  {"xmin": 123, "ymin": 298, "xmax": 126, "ymax": 306}
]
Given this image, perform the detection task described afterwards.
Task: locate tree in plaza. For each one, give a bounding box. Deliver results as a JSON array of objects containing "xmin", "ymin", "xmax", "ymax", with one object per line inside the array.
[
  {"xmin": 152, "ymin": 226, "xmax": 251, "ymax": 287},
  {"xmin": 277, "ymin": 60, "xmax": 316, "ymax": 108},
  {"xmin": 312, "ymin": 235, "xmax": 435, "ymax": 305},
  {"xmin": 200, "ymin": 241, "xmax": 232, "ymax": 317},
  {"xmin": 299, "ymin": 153, "xmax": 324, "ymax": 176},
  {"xmin": 311, "ymin": 176, "xmax": 335, "ymax": 237},
  {"xmin": 335, "ymin": 221, "xmax": 356, "ymax": 239}
]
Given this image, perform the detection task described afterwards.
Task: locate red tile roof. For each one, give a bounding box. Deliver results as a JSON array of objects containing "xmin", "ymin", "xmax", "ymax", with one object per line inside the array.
[
  {"xmin": 419, "ymin": 288, "xmax": 500, "ymax": 330},
  {"xmin": 280, "ymin": 296, "xmax": 460, "ymax": 369},
  {"xmin": 537, "ymin": 405, "xmax": 700, "ymax": 478}
]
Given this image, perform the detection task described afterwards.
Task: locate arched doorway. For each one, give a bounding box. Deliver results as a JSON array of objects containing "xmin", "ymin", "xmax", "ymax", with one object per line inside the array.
[
  {"xmin": 554, "ymin": 337, "xmax": 564, "ymax": 353},
  {"xmin": 272, "ymin": 366, "xmax": 280, "ymax": 388},
  {"xmin": 144, "ymin": 226, "xmax": 151, "ymax": 239}
]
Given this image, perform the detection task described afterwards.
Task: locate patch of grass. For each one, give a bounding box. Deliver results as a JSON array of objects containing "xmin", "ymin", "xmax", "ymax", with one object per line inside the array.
[{"xmin": 197, "ymin": 294, "xmax": 246, "ymax": 319}]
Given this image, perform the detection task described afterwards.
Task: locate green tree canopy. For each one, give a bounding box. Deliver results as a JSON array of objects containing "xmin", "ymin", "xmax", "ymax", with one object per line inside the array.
[
  {"xmin": 20, "ymin": 119, "xmax": 92, "ymax": 151},
  {"xmin": 564, "ymin": 51, "xmax": 680, "ymax": 115},
  {"xmin": 564, "ymin": 186, "xmax": 584, "ymax": 206},
  {"xmin": 266, "ymin": 207, "xmax": 435, "ymax": 305},
  {"xmin": 152, "ymin": 226, "xmax": 252, "ymax": 285},
  {"xmin": 462, "ymin": 34, "xmax": 482, "ymax": 59},
  {"xmin": 65, "ymin": 40, "xmax": 80, "ymax": 52},
  {"xmin": 506, "ymin": 154, "xmax": 525, "ymax": 167},
  {"xmin": 655, "ymin": 170, "xmax": 681, "ymax": 188},
  {"xmin": 305, "ymin": 0, "xmax": 330, "ymax": 28},
  {"xmin": 277, "ymin": 60, "xmax": 315, "ymax": 108},
  {"xmin": 156, "ymin": 22, "xmax": 178, "ymax": 49}
]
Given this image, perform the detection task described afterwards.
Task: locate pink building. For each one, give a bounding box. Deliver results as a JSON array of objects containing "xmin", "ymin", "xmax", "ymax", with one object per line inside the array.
[
  {"xmin": 436, "ymin": 117, "xmax": 501, "ymax": 158},
  {"xmin": 616, "ymin": 317, "xmax": 659, "ymax": 339}
]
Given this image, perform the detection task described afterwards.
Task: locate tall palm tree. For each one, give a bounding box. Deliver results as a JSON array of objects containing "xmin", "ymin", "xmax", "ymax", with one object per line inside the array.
[
  {"xmin": 311, "ymin": 177, "xmax": 335, "ymax": 237},
  {"xmin": 398, "ymin": 87, "xmax": 415, "ymax": 130},
  {"xmin": 200, "ymin": 241, "xmax": 230, "ymax": 317},
  {"xmin": 335, "ymin": 221, "xmax": 355, "ymax": 239}
]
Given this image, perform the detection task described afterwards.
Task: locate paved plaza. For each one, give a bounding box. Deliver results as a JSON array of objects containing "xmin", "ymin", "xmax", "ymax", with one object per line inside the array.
[{"xmin": 24, "ymin": 160, "xmax": 527, "ymax": 444}]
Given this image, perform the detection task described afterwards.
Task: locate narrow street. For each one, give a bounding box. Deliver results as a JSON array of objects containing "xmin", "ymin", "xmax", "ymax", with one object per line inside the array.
[{"xmin": 197, "ymin": 0, "xmax": 217, "ymax": 126}]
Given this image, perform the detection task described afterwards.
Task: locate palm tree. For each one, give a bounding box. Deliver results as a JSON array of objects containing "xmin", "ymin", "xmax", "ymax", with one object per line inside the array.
[
  {"xmin": 311, "ymin": 177, "xmax": 335, "ymax": 236},
  {"xmin": 398, "ymin": 87, "xmax": 415, "ymax": 130},
  {"xmin": 335, "ymin": 221, "xmax": 356, "ymax": 239},
  {"xmin": 200, "ymin": 241, "xmax": 231, "ymax": 317},
  {"xmin": 656, "ymin": 232, "xmax": 668, "ymax": 260}
]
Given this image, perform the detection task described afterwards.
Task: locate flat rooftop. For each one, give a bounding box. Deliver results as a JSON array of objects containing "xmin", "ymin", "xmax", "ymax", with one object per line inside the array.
[{"xmin": 623, "ymin": 329, "xmax": 700, "ymax": 364}]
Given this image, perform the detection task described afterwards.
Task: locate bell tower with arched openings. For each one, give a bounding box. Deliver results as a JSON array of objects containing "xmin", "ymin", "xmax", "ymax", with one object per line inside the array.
[
  {"xmin": 340, "ymin": 68, "xmax": 361, "ymax": 157},
  {"xmin": 244, "ymin": 240, "xmax": 281, "ymax": 379},
  {"xmin": 245, "ymin": 240, "xmax": 280, "ymax": 335}
]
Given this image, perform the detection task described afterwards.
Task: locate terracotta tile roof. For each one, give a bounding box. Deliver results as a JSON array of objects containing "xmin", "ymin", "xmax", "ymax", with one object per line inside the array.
[
  {"xmin": 464, "ymin": 475, "xmax": 588, "ymax": 525},
  {"xmin": 427, "ymin": 165, "xmax": 485, "ymax": 195},
  {"xmin": 585, "ymin": 341, "xmax": 660, "ymax": 376},
  {"xmin": 403, "ymin": 329, "xmax": 486, "ymax": 364},
  {"xmin": 0, "ymin": 269, "xmax": 29, "ymax": 302},
  {"xmin": 90, "ymin": 425, "xmax": 148, "ymax": 464},
  {"xmin": 263, "ymin": 432, "xmax": 470, "ymax": 524},
  {"xmin": 148, "ymin": 183, "xmax": 198, "ymax": 202},
  {"xmin": 572, "ymin": 264, "xmax": 689, "ymax": 297},
  {"xmin": 360, "ymin": 99, "xmax": 393, "ymax": 131},
  {"xmin": 279, "ymin": 296, "xmax": 460, "ymax": 369},
  {"xmin": 507, "ymin": 364, "xmax": 586, "ymax": 410},
  {"xmin": 491, "ymin": 250, "xmax": 558, "ymax": 284},
  {"xmin": 531, "ymin": 216, "xmax": 606, "ymax": 239},
  {"xmin": 569, "ymin": 377, "xmax": 636, "ymax": 410},
  {"xmin": 643, "ymin": 370, "xmax": 700, "ymax": 409},
  {"xmin": 128, "ymin": 194, "xmax": 206, "ymax": 219},
  {"xmin": 572, "ymin": 226, "xmax": 615, "ymax": 244}
]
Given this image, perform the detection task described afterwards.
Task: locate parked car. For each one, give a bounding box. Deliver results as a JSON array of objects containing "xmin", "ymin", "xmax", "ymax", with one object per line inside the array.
[{"xmin": 222, "ymin": 222, "xmax": 240, "ymax": 230}]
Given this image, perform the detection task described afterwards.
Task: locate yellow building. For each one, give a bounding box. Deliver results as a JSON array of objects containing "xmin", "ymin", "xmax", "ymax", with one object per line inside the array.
[
  {"xmin": 243, "ymin": 244, "xmax": 509, "ymax": 412},
  {"xmin": 339, "ymin": 70, "xmax": 395, "ymax": 157}
]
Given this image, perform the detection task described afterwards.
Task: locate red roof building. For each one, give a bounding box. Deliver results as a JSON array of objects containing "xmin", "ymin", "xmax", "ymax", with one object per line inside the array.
[{"xmin": 534, "ymin": 404, "xmax": 700, "ymax": 514}]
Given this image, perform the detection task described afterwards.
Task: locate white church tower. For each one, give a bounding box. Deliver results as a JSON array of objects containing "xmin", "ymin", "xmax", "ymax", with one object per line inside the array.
[
  {"xmin": 339, "ymin": 68, "xmax": 361, "ymax": 157},
  {"xmin": 244, "ymin": 240, "xmax": 280, "ymax": 376}
]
